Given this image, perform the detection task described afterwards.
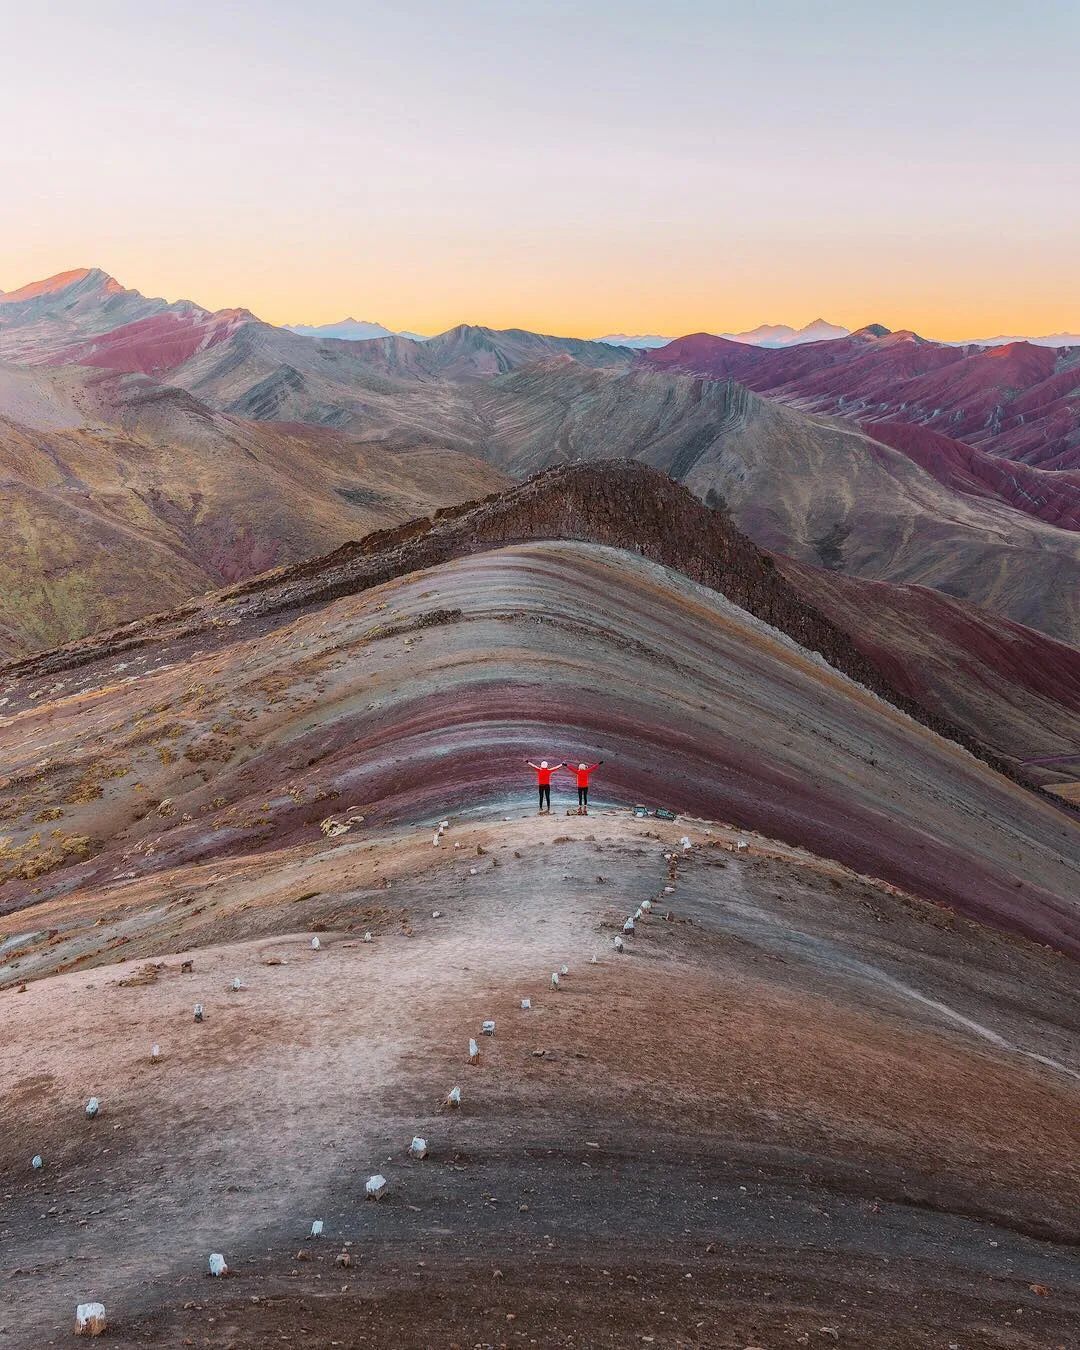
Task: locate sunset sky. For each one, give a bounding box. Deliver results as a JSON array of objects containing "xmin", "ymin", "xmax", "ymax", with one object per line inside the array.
[{"xmin": 3, "ymin": 0, "xmax": 1078, "ymax": 339}]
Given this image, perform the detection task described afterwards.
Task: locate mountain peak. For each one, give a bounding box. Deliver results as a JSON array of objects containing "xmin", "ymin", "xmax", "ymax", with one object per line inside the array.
[
  {"xmin": 0, "ymin": 267, "xmax": 124, "ymax": 305},
  {"xmin": 853, "ymin": 323, "xmax": 891, "ymax": 339}
]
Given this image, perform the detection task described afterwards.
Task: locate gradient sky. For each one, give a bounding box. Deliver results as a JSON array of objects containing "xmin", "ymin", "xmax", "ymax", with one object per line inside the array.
[{"xmin": 3, "ymin": 0, "xmax": 1078, "ymax": 339}]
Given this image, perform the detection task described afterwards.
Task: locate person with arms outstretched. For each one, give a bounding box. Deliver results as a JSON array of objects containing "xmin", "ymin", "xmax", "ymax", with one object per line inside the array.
[
  {"xmin": 567, "ymin": 760, "xmax": 602, "ymax": 815},
  {"xmin": 526, "ymin": 759, "xmax": 564, "ymax": 814}
]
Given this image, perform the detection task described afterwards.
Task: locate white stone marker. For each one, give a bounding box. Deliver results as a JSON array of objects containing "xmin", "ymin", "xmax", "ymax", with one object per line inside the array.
[
  {"xmin": 560, "ymin": 964, "xmax": 569, "ymax": 977},
  {"xmin": 74, "ymin": 1302, "xmax": 107, "ymax": 1337},
  {"xmin": 641, "ymin": 899, "xmax": 652, "ymax": 913},
  {"xmin": 446, "ymin": 1086, "xmax": 462, "ymax": 1108},
  {"xmin": 31, "ymin": 1154, "xmax": 43, "ymax": 1169},
  {"xmin": 363, "ymin": 931, "xmax": 373, "ymax": 943},
  {"xmin": 208, "ymin": 1252, "xmax": 228, "ymax": 1277},
  {"xmin": 310, "ymin": 1220, "xmax": 324, "ymax": 1238},
  {"xmin": 231, "ymin": 977, "xmax": 243, "ymax": 991},
  {"xmin": 520, "ymin": 998, "xmax": 531, "ymax": 1010},
  {"xmin": 613, "ymin": 935, "xmax": 625, "ymax": 952},
  {"xmin": 622, "ymin": 918, "xmax": 635, "ymax": 935},
  {"xmin": 193, "ymin": 1003, "xmax": 204, "ymax": 1022},
  {"xmin": 150, "ymin": 1044, "xmax": 161, "ymax": 1063},
  {"xmin": 409, "ymin": 1136, "xmax": 428, "ymax": 1160},
  {"xmin": 85, "ymin": 1097, "xmax": 100, "ymax": 1119},
  {"xmin": 550, "ymin": 971, "xmax": 560, "ymax": 990},
  {"xmin": 365, "ymin": 1173, "xmax": 388, "ymax": 1200},
  {"xmin": 468, "ymin": 1038, "xmax": 480, "ymax": 1064},
  {"xmin": 311, "ymin": 936, "xmax": 321, "ymax": 950},
  {"xmin": 482, "ymin": 1020, "xmax": 496, "ymax": 1036}
]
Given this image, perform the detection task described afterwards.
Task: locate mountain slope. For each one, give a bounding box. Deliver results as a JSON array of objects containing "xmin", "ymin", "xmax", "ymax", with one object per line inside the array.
[
  {"xmin": 778, "ymin": 557, "xmax": 1080, "ymax": 792},
  {"xmin": 460, "ymin": 363, "xmax": 1080, "ymax": 644},
  {"xmin": 0, "ymin": 268, "xmax": 184, "ymax": 362},
  {"xmin": 2, "ymin": 535, "xmax": 1077, "ymax": 956},
  {"xmin": 0, "ymin": 364, "xmax": 507, "ymax": 658},
  {"xmin": 2, "ymin": 461, "xmax": 1077, "ymax": 1347},
  {"xmin": 646, "ymin": 327, "xmax": 1080, "ymax": 471}
]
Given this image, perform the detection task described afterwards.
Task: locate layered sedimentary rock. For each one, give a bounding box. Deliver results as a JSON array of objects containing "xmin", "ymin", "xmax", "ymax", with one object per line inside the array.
[
  {"xmin": 0, "ymin": 364, "xmax": 507, "ymax": 658},
  {"xmin": 2, "ymin": 470, "xmax": 1077, "ymax": 957},
  {"xmin": 3, "ymin": 462, "xmax": 1078, "ymax": 1349},
  {"xmin": 646, "ymin": 326, "xmax": 1080, "ymax": 471}
]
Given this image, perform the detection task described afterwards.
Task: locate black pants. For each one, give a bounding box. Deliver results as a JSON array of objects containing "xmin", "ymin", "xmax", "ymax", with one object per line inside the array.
[
  {"xmin": 577, "ymin": 786, "xmax": 588, "ymax": 806},
  {"xmin": 538, "ymin": 784, "xmax": 550, "ymax": 809}
]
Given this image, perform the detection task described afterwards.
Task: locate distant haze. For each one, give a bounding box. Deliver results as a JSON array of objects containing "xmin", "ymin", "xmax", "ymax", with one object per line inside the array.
[{"xmin": 1, "ymin": 2, "xmax": 1077, "ymax": 339}]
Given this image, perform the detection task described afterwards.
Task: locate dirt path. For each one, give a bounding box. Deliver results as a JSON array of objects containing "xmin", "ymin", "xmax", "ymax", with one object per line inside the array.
[{"xmin": 2, "ymin": 813, "xmax": 1078, "ymax": 1347}]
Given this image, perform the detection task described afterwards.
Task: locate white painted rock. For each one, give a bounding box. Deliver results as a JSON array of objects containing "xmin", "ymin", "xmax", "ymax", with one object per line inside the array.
[
  {"xmin": 520, "ymin": 998, "xmax": 531, "ymax": 1010},
  {"xmin": 469, "ymin": 867, "xmax": 477, "ymax": 875},
  {"xmin": 641, "ymin": 899, "xmax": 652, "ymax": 913},
  {"xmin": 468, "ymin": 1038, "xmax": 480, "ymax": 1064},
  {"xmin": 432, "ymin": 832, "xmax": 441, "ymax": 846},
  {"xmin": 85, "ymin": 1097, "xmax": 100, "ymax": 1119},
  {"xmin": 454, "ymin": 841, "xmax": 461, "ymax": 848},
  {"xmin": 622, "ymin": 918, "xmax": 635, "ymax": 935},
  {"xmin": 365, "ymin": 1173, "xmax": 388, "ymax": 1200},
  {"xmin": 663, "ymin": 885, "xmax": 675, "ymax": 894},
  {"xmin": 231, "ymin": 977, "xmax": 243, "ymax": 991},
  {"xmin": 310, "ymin": 1220, "xmax": 324, "ymax": 1238},
  {"xmin": 31, "ymin": 1154, "xmax": 43, "ymax": 1169},
  {"xmin": 446, "ymin": 1086, "xmax": 462, "ymax": 1108},
  {"xmin": 589, "ymin": 954, "xmax": 598, "ymax": 964},
  {"xmin": 560, "ymin": 964, "xmax": 569, "ymax": 977},
  {"xmin": 432, "ymin": 910, "xmax": 442, "ymax": 919},
  {"xmin": 208, "ymin": 1252, "xmax": 228, "ymax": 1277},
  {"xmin": 409, "ymin": 1136, "xmax": 428, "ymax": 1160},
  {"xmin": 193, "ymin": 1003, "xmax": 204, "ymax": 1022},
  {"xmin": 550, "ymin": 971, "xmax": 560, "ymax": 989},
  {"xmin": 74, "ymin": 1302, "xmax": 106, "ymax": 1336},
  {"xmin": 310, "ymin": 936, "xmax": 321, "ymax": 950},
  {"xmin": 613, "ymin": 935, "xmax": 625, "ymax": 952},
  {"xmin": 362, "ymin": 931, "xmax": 373, "ymax": 943},
  {"xmin": 736, "ymin": 840, "xmax": 748, "ymax": 851},
  {"xmin": 440, "ymin": 820, "xmax": 449, "ymax": 829},
  {"xmin": 150, "ymin": 1043, "xmax": 161, "ymax": 1062},
  {"xmin": 634, "ymin": 907, "xmax": 643, "ymax": 920},
  {"xmin": 482, "ymin": 1020, "xmax": 496, "ymax": 1036}
]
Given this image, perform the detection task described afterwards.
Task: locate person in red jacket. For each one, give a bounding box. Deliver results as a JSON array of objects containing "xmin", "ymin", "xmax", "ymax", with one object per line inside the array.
[
  {"xmin": 526, "ymin": 759, "xmax": 564, "ymax": 814},
  {"xmin": 568, "ymin": 760, "xmax": 603, "ymax": 815}
]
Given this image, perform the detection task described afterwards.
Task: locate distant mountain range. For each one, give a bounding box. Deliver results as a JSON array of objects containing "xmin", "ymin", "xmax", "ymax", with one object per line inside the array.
[
  {"xmin": 598, "ymin": 319, "xmax": 852, "ymax": 349},
  {"xmin": 951, "ymin": 332, "xmax": 1080, "ymax": 348},
  {"xmin": 645, "ymin": 326, "xmax": 1080, "ymax": 471},
  {"xmin": 1, "ymin": 265, "xmax": 1078, "ymax": 661},
  {"xmin": 284, "ymin": 318, "xmax": 431, "ymax": 342}
]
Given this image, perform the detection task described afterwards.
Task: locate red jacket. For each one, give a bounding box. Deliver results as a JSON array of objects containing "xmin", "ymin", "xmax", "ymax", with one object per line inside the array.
[
  {"xmin": 530, "ymin": 763, "xmax": 563, "ymax": 786},
  {"xmin": 572, "ymin": 763, "xmax": 599, "ymax": 787}
]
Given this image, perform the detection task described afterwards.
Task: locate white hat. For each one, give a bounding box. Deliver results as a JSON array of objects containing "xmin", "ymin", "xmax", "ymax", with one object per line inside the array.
[
  {"xmin": 579, "ymin": 763, "xmax": 587, "ymax": 770},
  {"xmin": 540, "ymin": 760, "xmax": 548, "ymax": 768}
]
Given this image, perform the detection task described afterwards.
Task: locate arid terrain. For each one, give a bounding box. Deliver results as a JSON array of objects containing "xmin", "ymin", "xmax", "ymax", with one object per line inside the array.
[
  {"xmin": 4, "ymin": 269, "xmax": 1080, "ymax": 658},
  {"xmin": 1, "ymin": 464, "xmax": 1078, "ymax": 1347}
]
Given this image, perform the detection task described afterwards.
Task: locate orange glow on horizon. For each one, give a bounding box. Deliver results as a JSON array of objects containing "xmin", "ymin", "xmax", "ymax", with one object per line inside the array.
[{"xmin": 4, "ymin": 242, "xmax": 1076, "ymax": 346}]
